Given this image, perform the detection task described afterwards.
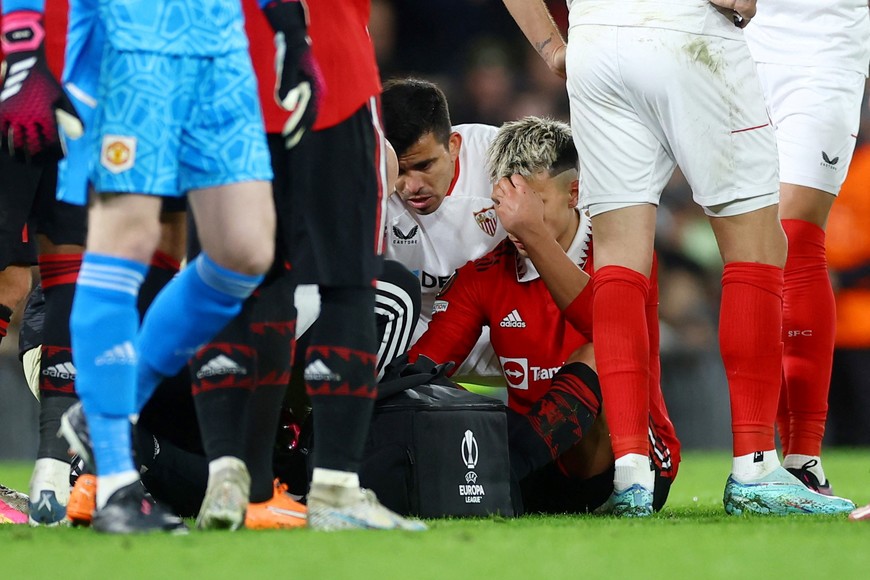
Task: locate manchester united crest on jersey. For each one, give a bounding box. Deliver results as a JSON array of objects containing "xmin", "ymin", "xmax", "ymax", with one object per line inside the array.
[{"xmin": 473, "ymin": 207, "xmax": 498, "ymax": 237}]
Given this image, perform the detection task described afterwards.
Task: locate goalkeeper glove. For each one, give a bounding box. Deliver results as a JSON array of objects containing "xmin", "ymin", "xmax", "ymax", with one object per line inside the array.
[
  {"xmin": 262, "ymin": 0, "xmax": 323, "ymax": 149},
  {"xmin": 0, "ymin": 11, "xmax": 82, "ymax": 160}
]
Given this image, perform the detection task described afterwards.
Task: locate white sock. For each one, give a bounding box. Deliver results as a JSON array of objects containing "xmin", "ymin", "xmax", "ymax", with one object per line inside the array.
[
  {"xmin": 311, "ymin": 468, "xmax": 360, "ymax": 489},
  {"xmin": 731, "ymin": 449, "xmax": 780, "ymax": 482},
  {"xmin": 30, "ymin": 457, "xmax": 72, "ymax": 504},
  {"xmin": 613, "ymin": 453, "xmax": 654, "ymax": 492},
  {"xmin": 783, "ymin": 454, "xmax": 826, "ymax": 484},
  {"xmin": 96, "ymin": 470, "xmax": 139, "ymax": 509}
]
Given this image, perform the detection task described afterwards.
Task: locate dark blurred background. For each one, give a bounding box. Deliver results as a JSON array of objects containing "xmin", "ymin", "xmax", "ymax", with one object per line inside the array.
[{"xmin": 2, "ymin": 1, "xmax": 868, "ymax": 460}]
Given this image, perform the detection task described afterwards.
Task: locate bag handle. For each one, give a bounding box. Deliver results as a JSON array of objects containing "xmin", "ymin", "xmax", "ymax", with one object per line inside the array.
[{"xmin": 377, "ymin": 354, "xmax": 457, "ymax": 401}]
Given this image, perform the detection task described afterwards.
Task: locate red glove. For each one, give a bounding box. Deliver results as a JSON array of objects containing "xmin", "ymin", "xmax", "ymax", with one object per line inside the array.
[{"xmin": 0, "ymin": 11, "xmax": 82, "ymax": 160}]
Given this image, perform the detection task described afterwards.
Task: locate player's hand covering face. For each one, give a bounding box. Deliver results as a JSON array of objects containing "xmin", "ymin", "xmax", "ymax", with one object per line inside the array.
[
  {"xmin": 0, "ymin": 11, "xmax": 83, "ymax": 160},
  {"xmin": 493, "ymin": 172, "xmax": 578, "ymax": 257},
  {"xmin": 263, "ymin": 0, "xmax": 324, "ymax": 149},
  {"xmin": 709, "ymin": 0, "xmax": 756, "ymax": 27},
  {"xmin": 492, "ymin": 175, "xmax": 546, "ymax": 247}
]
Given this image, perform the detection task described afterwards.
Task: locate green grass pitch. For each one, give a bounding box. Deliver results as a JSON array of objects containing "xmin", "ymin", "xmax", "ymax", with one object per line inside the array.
[{"xmin": 3, "ymin": 449, "xmax": 870, "ymax": 579}]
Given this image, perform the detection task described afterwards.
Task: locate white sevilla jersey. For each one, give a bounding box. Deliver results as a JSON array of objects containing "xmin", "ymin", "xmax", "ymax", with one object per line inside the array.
[
  {"xmin": 744, "ymin": 0, "xmax": 870, "ymax": 75},
  {"xmin": 384, "ymin": 123, "xmax": 505, "ymax": 346}
]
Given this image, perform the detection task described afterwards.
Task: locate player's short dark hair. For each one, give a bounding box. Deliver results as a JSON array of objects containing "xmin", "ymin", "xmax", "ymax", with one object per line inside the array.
[{"xmin": 381, "ymin": 78, "xmax": 452, "ymax": 157}]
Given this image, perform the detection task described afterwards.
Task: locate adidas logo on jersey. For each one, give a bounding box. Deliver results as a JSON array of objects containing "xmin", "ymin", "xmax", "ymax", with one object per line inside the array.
[
  {"xmin": 499, "ymin": 309, "xmax": 526, "ymax": 328},
  {"xmin": 195, "ymin": 354, "xmax": 248, "ymax": 379},
  {"xmin": 304, "ymin": 360, "xmax": 342, "ymax": 382},
  {"xmin": 95, "ymin": 342, "xmax": 137, "ymax": 366},
  {"xmin": 42, "ymin": 362, "xmax": 77, "ymax": 380}
]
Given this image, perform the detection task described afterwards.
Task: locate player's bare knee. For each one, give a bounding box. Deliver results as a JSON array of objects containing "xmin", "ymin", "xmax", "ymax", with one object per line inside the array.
[
  {"xmin": 566, "ymin": 343, "xmax": 595, "ymax": 370},
  {"xmin": 0, "ymin": 265, "xmax": 33, "ymax": 308},
  {"xmin": 209, "ymin": 237, "xmax": 275, "ymax": 276}
]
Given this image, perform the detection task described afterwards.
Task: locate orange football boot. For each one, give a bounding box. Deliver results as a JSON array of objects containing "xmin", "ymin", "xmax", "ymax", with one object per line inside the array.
[
  {"xmin": 244, "ymin": 480, "xmax": 307, "ymax": 530},
  {"xmin": 66, "ymin": 474, "xmax": 96, "ymax": 526}
]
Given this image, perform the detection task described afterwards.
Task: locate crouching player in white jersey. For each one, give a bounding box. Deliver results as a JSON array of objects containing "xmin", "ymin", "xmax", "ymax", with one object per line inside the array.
[
  {"xmin": 381, "ymin": 78, "xmax": 507, "ymax": 384},
  {"xmin": 40, "ymin": 0, "xmax": 279, "ymax": 534},
  {"xmin": 743, "ymin": 0, "xmax": 870, "ymax": 504},
  {"xmin": 409, "ymin": 117, "xmax": 681, "ymax": 514}
]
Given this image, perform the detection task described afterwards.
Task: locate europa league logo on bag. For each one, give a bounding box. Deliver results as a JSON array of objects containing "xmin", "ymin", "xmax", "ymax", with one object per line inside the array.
[
  {"xmin": 461, "ymin": 430, "xmax": 478, "ymax": 469},
  {"xmin": 459, "ymin": 430, "xmax": 485, "ymax": 503}
]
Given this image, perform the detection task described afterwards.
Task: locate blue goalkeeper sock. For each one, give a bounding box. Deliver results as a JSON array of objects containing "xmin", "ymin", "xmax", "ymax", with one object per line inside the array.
[
  {"xmin": 135, "ymin": 252, "xmax": 264, "ymax": 411},
  {"xmin": 71, "ymin": 253, "xmax": 146, "ymax": 476}
]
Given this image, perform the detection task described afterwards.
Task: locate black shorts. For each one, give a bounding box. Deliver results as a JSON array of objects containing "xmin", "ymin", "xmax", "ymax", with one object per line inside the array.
[
  {"xmin": 0, "ymin": 153, "xmax": 87, "ymax": 269},
  {"xmin": 519, "ymin": 463, "xmax": 673, "ymax": 514},
  {"xmin": 274, "ymin": 100, "xmax": 385, "ymax": 287}
]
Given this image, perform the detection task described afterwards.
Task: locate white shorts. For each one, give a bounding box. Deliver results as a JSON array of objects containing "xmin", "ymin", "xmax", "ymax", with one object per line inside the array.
[
  {"xmin": 567, "ymin": 25, "xmax": 780, "ymax": 216},
  {"xmin": 756, "ymin": 63, "xmax": 865, "ymax": 195}
]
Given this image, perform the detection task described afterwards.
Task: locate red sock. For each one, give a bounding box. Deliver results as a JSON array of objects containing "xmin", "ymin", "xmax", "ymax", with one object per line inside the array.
[
  {"xmin": 781, "ymin": 219, "xmax": 834, "ymax": 457},
  {"xmin": 646, "ymin": 256, "xmax": 681, "ymax": 478},
  {"xmin": 776, "ymin": 367, "xmax": 790, "ymax": 455},
  {"xmin": 592, "ymin": 265, "xmax": 650, "ymax": 459},
  {"xmin": 720, "ymin": 262, "xmax": 783, "ymax": 456},
  {"xmin": 39, "ymin": 253, "xmax": 82, "ymax": 288}
]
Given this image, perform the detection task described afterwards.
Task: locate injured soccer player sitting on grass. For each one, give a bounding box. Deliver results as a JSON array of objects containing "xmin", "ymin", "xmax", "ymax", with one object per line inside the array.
[{"xmin": 407, "ymin": 117, "xmax": 681, "ymax": 515}]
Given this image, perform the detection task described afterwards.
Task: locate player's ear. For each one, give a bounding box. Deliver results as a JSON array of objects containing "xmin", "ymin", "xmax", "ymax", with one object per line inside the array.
[
  {"xmin": 568, "ymin": 179, "xmax": 579, "ymax": 208},
  {"xmin": 385, "ymin": 139, "xmax": 399, "ymax": 193},
  {"xmin": 448, "ymin": 132, "xmax": 462, "ymax": 161}
]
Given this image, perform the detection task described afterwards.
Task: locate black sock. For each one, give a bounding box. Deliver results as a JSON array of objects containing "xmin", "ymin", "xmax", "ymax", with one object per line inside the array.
[
  {"xmin": 306, "ymin": 286, "xmax": 377, "ymax": 474},
  {"xmin": 508, "ymin": 362, "xmax": 602, "ymax": 480},
  {"xmin": 191, "ymin": 299, "xmax": 255, "ymax": 463},
  {"xmin": 37, "ymin": 254, "xmax": 81, "ymax": 460},
  {"xmin": 244, "ymin": 275, "xmax": 296, "ymax": 503}
]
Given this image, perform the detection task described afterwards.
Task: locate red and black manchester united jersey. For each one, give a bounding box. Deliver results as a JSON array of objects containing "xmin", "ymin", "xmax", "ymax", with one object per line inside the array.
[
  {"xmin": 307, "ymin": 0, "xmax": 380, "ymax": 130},
  {"xmin": 410, "ymin": 238, "xmax": 591, "ymax": 414},
  {"xmin": 242, "ymin": 0, "xmax": 381, "ymax": 133},
  {"xmin": 410, "ymin": 235, "xmax": 681, "ymax": 479}
]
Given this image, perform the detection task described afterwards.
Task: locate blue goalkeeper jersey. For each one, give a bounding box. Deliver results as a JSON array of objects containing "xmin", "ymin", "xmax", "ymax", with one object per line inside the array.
[
  {"xmin": 99, "ymin": 0, "xmax": 248, "ymax": 56},
  {"xmin": 5, "ymin": 0, "xmax": 248, "ymax": 56}
]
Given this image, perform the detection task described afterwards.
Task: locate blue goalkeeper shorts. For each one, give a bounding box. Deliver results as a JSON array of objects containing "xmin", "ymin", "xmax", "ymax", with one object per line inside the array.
[{"xmin": 90, "ymin": 48, "xmax": 272, "ymax": 197}]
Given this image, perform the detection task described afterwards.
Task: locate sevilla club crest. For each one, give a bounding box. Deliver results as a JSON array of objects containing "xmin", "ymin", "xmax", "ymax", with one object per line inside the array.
[{"xmin": 474, "ymin": 206, "xmax": 498, "ymax": 237}]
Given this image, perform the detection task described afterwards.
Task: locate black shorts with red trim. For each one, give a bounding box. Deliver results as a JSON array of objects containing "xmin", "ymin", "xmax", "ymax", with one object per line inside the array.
[
  {"xmin": 274, "ymin": 101, "xmax": 385, "ymax": 287},
  {"xmin": 0, "ymin": 153, "xmax": 86, "ymax": 269}
]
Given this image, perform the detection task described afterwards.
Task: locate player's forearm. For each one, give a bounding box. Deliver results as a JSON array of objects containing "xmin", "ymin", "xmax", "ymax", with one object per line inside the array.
[
  {"xmin": 502, "ymin": 0, "xmax": 565, "ymax": 70},
  {"xmin": 522, "ymin": 231, "xmax": 590, "ymax": 311},
  {"xmin": 409, "ymin": 306, "xmax": 481, "ymax": 373},
  {"xmin": 2, "ymin": 0, "xmax": 44, "ymax": 15}
]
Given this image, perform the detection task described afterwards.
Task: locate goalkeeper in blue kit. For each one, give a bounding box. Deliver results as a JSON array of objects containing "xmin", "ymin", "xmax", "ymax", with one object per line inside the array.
[{"xmin": 0, "ymin": 0, "xmax": 301, "ymax": 534}]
